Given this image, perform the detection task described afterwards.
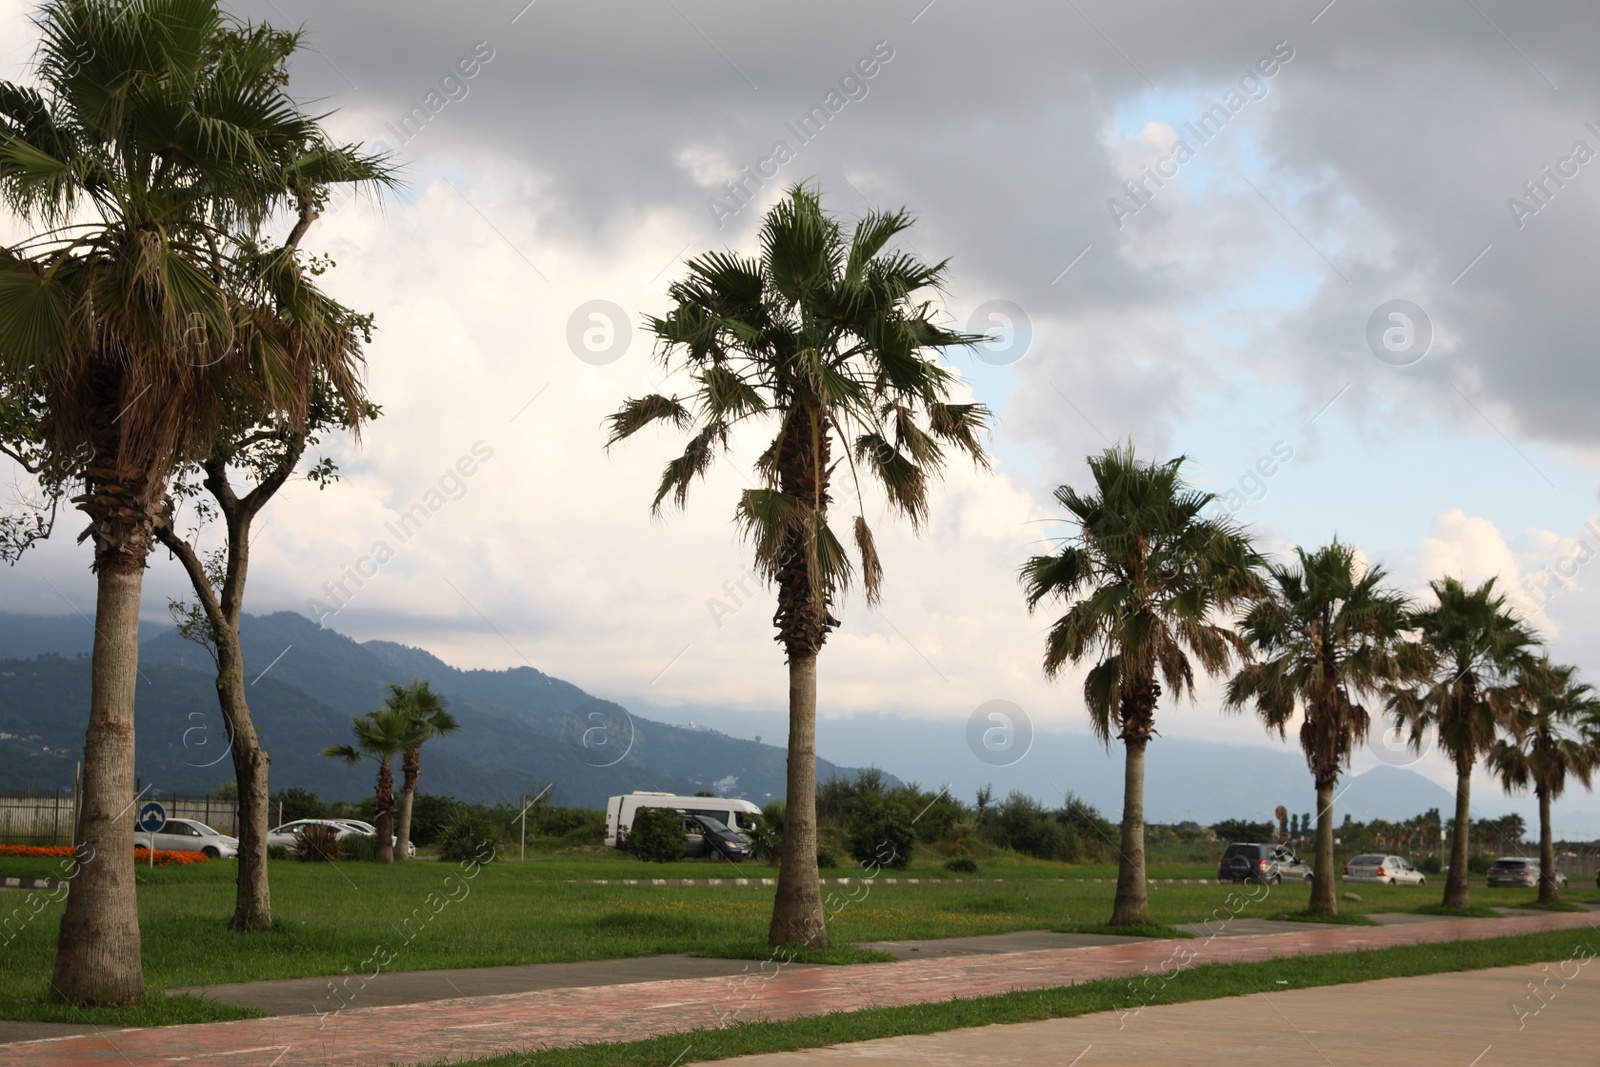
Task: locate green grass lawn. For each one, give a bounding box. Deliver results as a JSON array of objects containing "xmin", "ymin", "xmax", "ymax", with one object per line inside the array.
[{"xmin": 2, "ymin": 853, "xmax": 1595, "ymax": 1025}]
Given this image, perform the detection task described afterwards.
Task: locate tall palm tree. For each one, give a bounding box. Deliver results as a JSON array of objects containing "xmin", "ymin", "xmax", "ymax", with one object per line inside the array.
[
  {"xmin": 1489, "ymin": 658, "xmax": 1598, "ymax": 903},
  {"xmin": 323, "ymin": 709, "xmax": 430, "ymax": 865},
  {"xmin": 1021, "ymin": 444, "xmax": 1262, "ymax": 925},
  {"xmin": 1224, "ymin": 542, "xmax": 1424, "ymax": 915},
  {"xmin": 0, "ymin": 0, "xmax": 388, "ymax": 1003},
  {"xmin": 386, "ymin": 679, "xmax": 458, "ymax": 861},
  {"xmin": 608, "ymin": 185, "xmax": 990, "ymax": 947},
  {"xmin": 1392, "ymin": 577, "xmax": 1537, "ymax": 909}
]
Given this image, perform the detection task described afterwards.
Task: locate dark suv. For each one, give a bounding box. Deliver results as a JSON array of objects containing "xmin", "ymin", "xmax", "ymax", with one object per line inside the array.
[
  {"xmin": 679, "ymin": 812, "xmax": 753, "ymax": 862},
  {"xmin": 1217, "ymin": 842, "xmax": 1314, "ymax": 884}
]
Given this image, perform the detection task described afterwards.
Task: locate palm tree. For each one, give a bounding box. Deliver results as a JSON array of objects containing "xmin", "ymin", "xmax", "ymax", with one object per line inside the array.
[
  {"xmin": 323, "ymin": 709, "xmax": 430, "ymax": 865},
  {"xmin": 386, "ymin": 679, "xmax": 458, "ymax": 861},
  {"xmin": 1392, "ymin": 577, "xmax": 1537, "ymax": 909},
  {"xmin": 1021, "ymin": 444, "xmax": 1262, "ymax": 925},
  {"xmin": 1488, "ymin": 658, "xmax": 1598, "ymax": 903},
  {"xmin": 0, "ymin": 0, "xmax": 388, "ymax": 1002},
  {"xmin": 1224, "ymin": 541, "xmax": 1425, "ymax": 915},
  {"xmin": 608, "ymin": 185, "xmax": 990, "ymax": 947}
]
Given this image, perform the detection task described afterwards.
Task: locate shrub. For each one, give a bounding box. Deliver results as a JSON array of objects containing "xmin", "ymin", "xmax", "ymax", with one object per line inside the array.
[
  {"xmin": 132, "ymin": 848, "xmax": 209, "ymax": 866},
  {"xmin": 628, "ymin": 807, "xmax": 687, "ymax": 863},
  {"xmin": 845, "ymin": 796, "xmax": 915, "ymax": 869},
  {"xmin": 1420, "ymin": 854, "xmax": 1442, "ymax": 874},
  {"xmin": 273, "ymin": 787, "xmax": 328, "ymax": 824},
  {"xmin": 292, "ymin": 824, "xmax": 346, "ymax": 862},
  {"xmin": 1468, "ymin": 853, "xmax": 1493, "ymax": 874},
  {"xmin": 437, "ymin": 812, "xmax": 501, "ymax": 864},
  {"xmin": 944, "ymin": 856, "xmax": 979, "ymax": 873},
  {"xmin": 267, "ymin": 845, "xmax": 289, "ymax": 861},
  {"xmin": 343, "ymin": 833, "xmax": 380, "ymax": 862},
  {"xmin": 816, "ymin": 847, "xmax": 839, "ymax": 869}
]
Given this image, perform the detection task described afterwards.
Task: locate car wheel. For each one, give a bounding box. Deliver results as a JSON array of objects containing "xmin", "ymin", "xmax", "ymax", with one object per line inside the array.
[
  {"xmin": 1388, "ymin": 878, "xmax": 1396, "ymax": 885},
  {"xmin": 1304, "ymin": 874, "xmax": 1314, "ymax": 883},
  {"xmin": 202, "ymin": 846, "xmax": 220, "ymax": 859},
  {"xmin": 1418, "ymin": 877, "xmax": 1426, "ymax": 886},
  {"xmin": 1271, "ymin": 874, "xmax": 1282, "ymax": 885}
]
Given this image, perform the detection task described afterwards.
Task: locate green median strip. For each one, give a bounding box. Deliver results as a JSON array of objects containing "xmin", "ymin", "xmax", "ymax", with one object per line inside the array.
[{"xmin": 434, "ymin": 928, "xmax": 1600, "ymax": 1067}]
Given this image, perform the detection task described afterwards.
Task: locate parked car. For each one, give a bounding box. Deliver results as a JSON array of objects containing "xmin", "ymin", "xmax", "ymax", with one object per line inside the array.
[
  {"xmin": 133, "ymin": 818, "xmax": 238, "ymax": 859},
  {"xmin": 679, "ymin": 812, "xmax": 752, "ymax": 862},
  {"xmin": 1485, "ymin": 857, "xmax": 1567, "ymax": 889},
  {"xmin": 266, "ymin": 819, "xmax": 362, "ymax": 850},
  {"xmin": 266, "ymin": 818, "xmax": 416, "ymax": 858},
  {"xmin": 1342, "ymin": 854, "xmax": 1426, "ymax": 885},
  {"xmin": 1217, "ymin": 842, "xmax": 1313, "ymax": 884}
]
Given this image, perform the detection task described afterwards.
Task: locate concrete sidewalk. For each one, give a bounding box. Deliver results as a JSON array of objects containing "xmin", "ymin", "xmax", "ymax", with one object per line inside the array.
[
  {"xmin": 716, "ymin": 962, "xmax": 1600, "ymax": 1066},
  {"xmin": 1, "ymin": 908, "xmax": 1594, "ymax": 1067}
]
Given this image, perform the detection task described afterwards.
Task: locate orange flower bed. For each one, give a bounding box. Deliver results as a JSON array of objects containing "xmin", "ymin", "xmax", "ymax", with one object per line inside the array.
[
  {"xmin": 0, "ymin": 845, "xmax": 77, "ymax": 858},
  {"xmin": 2, "ymin": 844, "xmax": 208, "ymax": 866},
  {"xmin": 134, "ymin": 848, "xmax": 209, "ymax": 866}
]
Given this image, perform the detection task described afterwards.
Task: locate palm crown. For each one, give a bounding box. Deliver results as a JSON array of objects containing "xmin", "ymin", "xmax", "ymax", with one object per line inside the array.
[
  {"xmin": 1490, "ymin": 658, "xmax": 1598, "ymax": 802},
  {"xmin": 1226, "ymin": 541, "xmax": 1421, "ymax": 778},
  {"xmin": 1021, "ymin": 444, "xmax": 1262, "ymax": 744},
  {"xmin": 0, "ymin": 0, "xmax": 390, "ymax": 545},
  {"xmin": 608, "ymin": 185, "xmax": 989, "ymax": 654},
  {"xmin": 1394, "ymin": 576, "xmax": 1538, "ymax": 765}
]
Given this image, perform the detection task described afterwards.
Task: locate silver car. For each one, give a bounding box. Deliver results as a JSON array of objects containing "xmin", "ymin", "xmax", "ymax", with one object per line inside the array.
[
  {"xmin": 266, "ymin": 818, "xmax": 362, "ymax": 850},
  {"xmin": 1342, "ymin": 853, "xmax": 1426, "ymax": 885},
  {"xmin": 133, "ymin": 818, "xmax": 238, "ymax": 859},
  {"xmin": 1485, "ymin": 857, "xmax": 1567, "ymax": 889}
]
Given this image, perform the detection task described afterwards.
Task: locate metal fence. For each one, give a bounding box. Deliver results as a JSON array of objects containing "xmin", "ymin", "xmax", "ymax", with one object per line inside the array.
[{"xmin": 0, "ymin": 792, "xmax": 241, "ymax": 846}]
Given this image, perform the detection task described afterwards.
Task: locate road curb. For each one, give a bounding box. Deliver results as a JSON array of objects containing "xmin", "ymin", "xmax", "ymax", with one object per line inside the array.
[
  {"xmin": 0, "ymin": 876, "xmax": 65, "ymax": 891},
  {"xmin": 569, "ymin": 877, "xmax": 1219, "ymax": 886}
]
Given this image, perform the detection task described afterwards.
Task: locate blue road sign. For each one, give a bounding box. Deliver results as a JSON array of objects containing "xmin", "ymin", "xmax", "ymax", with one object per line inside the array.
[{"xmin": 137, "ymin": 801, "xmax": 167, "ymax": 834}]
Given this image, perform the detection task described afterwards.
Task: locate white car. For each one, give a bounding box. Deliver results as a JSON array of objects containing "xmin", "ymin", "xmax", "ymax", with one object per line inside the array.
[
  {"xmin": 267, "ymin": 818, "xmax": 415, "ymax": 858},
  {"xmin": 336, "ymin": 819, "xmax": 416, "ymax": 859},
  {"xmin": 134, "ymin": 818, "xmax": 238, "ymax": 859},
  {"xmin": 1343, "ymin": 853, "xmax": 1427, "ymax": 885},
  {"xmin": 266, "ymin": 818, "xmax": 363, "ymax": 850}
]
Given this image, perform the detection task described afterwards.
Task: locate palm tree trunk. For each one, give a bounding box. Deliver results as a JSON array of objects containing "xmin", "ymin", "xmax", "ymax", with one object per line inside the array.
[
  {"xmin": 52, "ymin": 561, "xmax": 145, "ymax": 1005},
  {"xmin": 216, "ymin": 638, "xmax": 272, "ymax": 929},
  {"xmin": 396, "ymin": 784, "xmax": 416, "ymax": 862},
  {"xmin": 1109, "ymin": 737, "xmax": 1150, "ymax": 926},
  {"xmin": 1537, "ymin": 786, "xmax": 1558, "ymax": 905},
  {"xmin": 1443, "ymin": 758, "xmax": 1473, "ymax": 909},
  {"xmin": 396, "ymin": 750, "xmax": 420, "ymax": 861},
  {"xmin": 1310, "ymin": 774, "xmax": 1338, "ymax": 916},
  {"xmin": 769, "ymin": 652, "xmax": 828, "ymax": 947},
  {"xmin": 374, "ymin": 762, "xmax": 395, "ymax": 865}
]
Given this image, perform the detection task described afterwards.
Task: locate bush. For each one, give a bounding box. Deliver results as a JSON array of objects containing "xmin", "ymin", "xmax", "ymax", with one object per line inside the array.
[
  {"xmin": 816, "ymin": 847, "xmax": 839, "ymax": 869},
  {"xmin": 628, "ymin": 807, "xmax": 687, "ymax": 863},
  {"xmin": 1468, "ymin": 853, "xmax": 1493, "ymax": 874},
  {"xmin": 267, "ymin": 845, "xmax": 289, "ymax": 861},
  {"xmin": 1421, "ymin": 854, "xmax": 1442, "ymax": 874},
  {"xmin": 944, "ymin": 856, "xmax": 978, "ymax": 873},
  {"xmin": 273, "ymin": 787, "xmax": 328, "ymax": 824},
  {"xmin": 437, "ymin": 812, "xmax": 501, "ymax": 864},
  {"xmin": 343, "ymin": 833, "xmax": 380, "ymax": 862},
  {"xmin": 845, "ymin": 796, "xmax": 915, "ymax": 869},
  {"xmin": 292, "ymin": 824, "xmax": 345, "ymax": 862}
]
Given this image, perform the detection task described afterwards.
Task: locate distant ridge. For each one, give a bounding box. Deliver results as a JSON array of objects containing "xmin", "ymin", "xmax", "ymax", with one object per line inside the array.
[{"xmin": 0, "ymin": 611, "xmax": 891, "ymax": 806}]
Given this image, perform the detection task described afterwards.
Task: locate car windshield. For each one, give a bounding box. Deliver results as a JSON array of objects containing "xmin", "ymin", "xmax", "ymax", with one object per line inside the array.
[
  {"xmin": 1223, "ymin": 845, "xmax": 1261, "ymax": 858},
  {"xmin": 1491, "ymin": 859, "xmax": 1528, "ymax": 869},
  {"xmin": 1349, "ymin": 855, "xmax": 1383, "ymax": 865},
  {"xmin": 192, "ymin": 824, "xmax": 222, "ymax": 836},
  {"xmin": 697, "ymin": 816, "xmax": 730, "ymax": 833}
]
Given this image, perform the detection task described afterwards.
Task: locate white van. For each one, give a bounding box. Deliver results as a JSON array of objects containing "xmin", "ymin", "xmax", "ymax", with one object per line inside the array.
[{"xmin": 605, "ymin": 791, "xmax": 763, "ymax": 848}]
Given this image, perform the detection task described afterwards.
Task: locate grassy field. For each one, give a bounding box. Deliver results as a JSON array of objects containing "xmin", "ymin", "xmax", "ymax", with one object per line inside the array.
[{"xmin": 3, "ymin": 852, "xmax": 1596, "ymax": 1024}]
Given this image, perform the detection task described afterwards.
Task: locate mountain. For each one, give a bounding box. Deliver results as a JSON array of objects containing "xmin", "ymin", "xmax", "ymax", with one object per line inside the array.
[{"xmin": 0, "ymin": 612, "xmax": 888, "ymax": 806}]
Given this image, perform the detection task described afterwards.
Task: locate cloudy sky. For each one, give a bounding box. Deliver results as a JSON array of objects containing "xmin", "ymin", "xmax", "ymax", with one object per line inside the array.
[{"xmin": 5, "ymin": 1, "xmax": 1600, "ymax": 828}]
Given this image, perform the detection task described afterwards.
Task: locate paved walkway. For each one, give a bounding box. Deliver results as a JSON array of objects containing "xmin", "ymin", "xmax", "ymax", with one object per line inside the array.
[
  {"xmin": 716, "ymin": 962, "xmax": 1600, "ymax": 1066},
  {"xmin": 3, "ymin": 909, "xmax": 1594, "ymax": 1067}
]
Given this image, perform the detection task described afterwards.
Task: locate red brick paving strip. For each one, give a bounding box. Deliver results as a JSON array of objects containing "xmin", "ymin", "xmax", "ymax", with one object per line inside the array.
[{"xmin": 6, "ymin": 910, "xmax": 1596, "ymax": 1067}]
